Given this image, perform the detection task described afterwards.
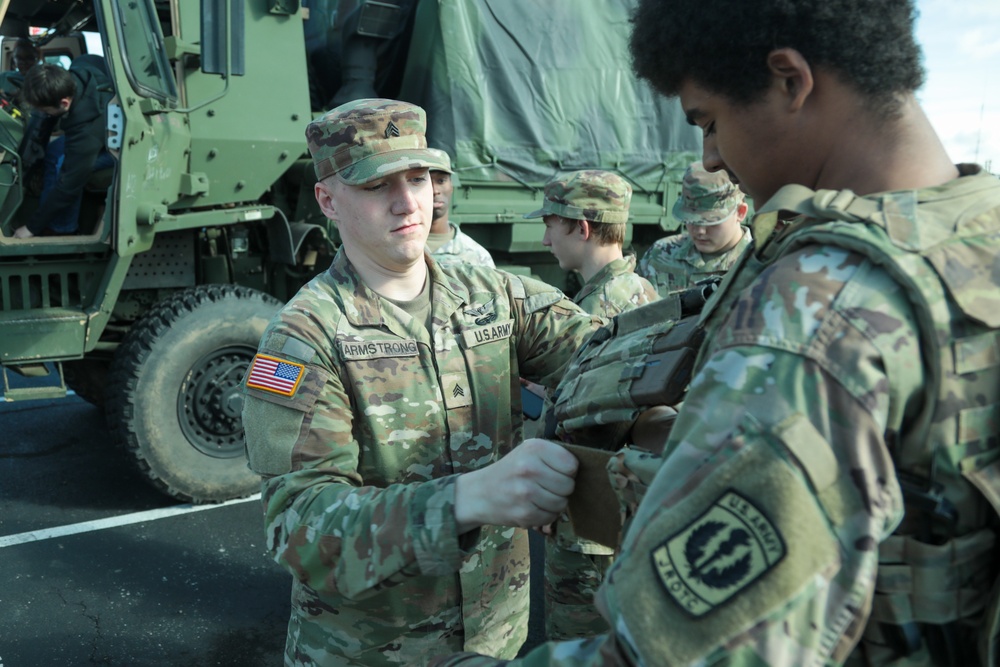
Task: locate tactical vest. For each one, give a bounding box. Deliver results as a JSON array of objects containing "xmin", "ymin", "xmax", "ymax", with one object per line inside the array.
[
  {"xmin": 695, "ymin": 170, "xmax": 1000, "ymax": 665},
  {"xmin": 549, "ymin": 282, "xmax": 715, "ymax": 448}
]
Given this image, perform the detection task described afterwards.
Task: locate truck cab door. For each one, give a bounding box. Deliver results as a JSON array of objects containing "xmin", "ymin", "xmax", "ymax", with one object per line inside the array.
[{"xmin": 99, "ymin": 0, "xmax": 189, "ymax": 257}]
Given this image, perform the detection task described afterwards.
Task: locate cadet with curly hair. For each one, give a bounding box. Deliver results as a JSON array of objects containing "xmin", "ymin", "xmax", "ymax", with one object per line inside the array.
[{"xmin": 432, "ymin": 0, "xmax": 1000, "ymax": 664}]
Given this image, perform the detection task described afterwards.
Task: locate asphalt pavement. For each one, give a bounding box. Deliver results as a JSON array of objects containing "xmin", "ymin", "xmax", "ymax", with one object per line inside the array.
[{"xmin": 1, "ymin": 375, "xmax": 546, "ymax": 666}]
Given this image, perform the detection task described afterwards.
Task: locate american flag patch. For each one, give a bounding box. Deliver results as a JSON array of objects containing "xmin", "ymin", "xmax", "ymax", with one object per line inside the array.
[{"xmin": 246, "ymin": 354, "xmax": 305, "ymax": 396}]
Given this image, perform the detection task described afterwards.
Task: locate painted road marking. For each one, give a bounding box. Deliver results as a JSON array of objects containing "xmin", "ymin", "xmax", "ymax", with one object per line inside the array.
[{"xmin": 0, "ymin": 493, "xmax": 261, "ymax": 548}]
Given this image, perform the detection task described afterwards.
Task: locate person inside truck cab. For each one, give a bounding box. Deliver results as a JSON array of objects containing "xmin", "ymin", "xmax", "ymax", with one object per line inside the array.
[
  {"xmin": 12, "ymin": 54, "xmax": 115, "ymax": 238},
  {"xmin": 0, "ymin": 38, "xmax": 41, "ymax": 102}
]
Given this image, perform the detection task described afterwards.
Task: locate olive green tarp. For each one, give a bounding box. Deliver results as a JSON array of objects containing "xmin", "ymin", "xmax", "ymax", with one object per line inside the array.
[{"xmin": 398, "ymin": 0, "xmax": 701, "ymax": 188}]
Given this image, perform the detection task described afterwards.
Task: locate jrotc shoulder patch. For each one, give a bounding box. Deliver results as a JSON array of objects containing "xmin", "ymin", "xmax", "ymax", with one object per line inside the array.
[
  {"xmin": 651, "ymin": 489, "xmax": 785, "ymax": 617},
  {"xmin": 246, "ymin": 353, "xmax": 306, "ymax": 397}
]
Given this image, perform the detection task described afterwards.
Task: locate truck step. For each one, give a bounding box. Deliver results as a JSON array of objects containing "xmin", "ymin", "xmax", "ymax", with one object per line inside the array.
[
  {"xmin": 3, "ymin": 385, "xmax": 68, "ymax": 402},
  {"xmin": 2, "ymin": 362, "xmax": 67, "ymax": 402}
]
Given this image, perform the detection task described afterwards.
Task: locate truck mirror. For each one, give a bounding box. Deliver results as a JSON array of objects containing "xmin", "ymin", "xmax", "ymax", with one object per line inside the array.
[{"xmin": 200, "ymin": 0, "xmax": 245, "ymax": 76}]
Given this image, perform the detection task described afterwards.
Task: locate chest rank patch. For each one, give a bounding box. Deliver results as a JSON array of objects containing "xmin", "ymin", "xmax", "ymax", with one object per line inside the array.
[
  {"xmin": 440, "ymin": 371, "xmax": 473, "ymax": 409},
  {"xmin": 246, "ymin": 354, "xmax": 305, "ymax": 397},
  {"xmin": 339, "ymin": 338, "xmax": 418, "ymax": 360},
  {"xmin": 652, "ymin": 490, "xmax": 786, "ymax": 617}
]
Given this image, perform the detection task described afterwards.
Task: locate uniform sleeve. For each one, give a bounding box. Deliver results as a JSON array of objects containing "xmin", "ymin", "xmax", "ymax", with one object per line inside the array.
[
  {"xmin": 243, "ymin": 328, "xmax": 467, "ymax": 601},
  {"xmin": 511, "ymin": 274, "xmax": 603, "ymax": 389},
  {"xmin": 432, "ymin": 246, "xmax": 924, "ymax": 666}
]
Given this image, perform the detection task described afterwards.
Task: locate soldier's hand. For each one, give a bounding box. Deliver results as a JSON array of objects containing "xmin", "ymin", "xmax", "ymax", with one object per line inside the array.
[
  {"xmin": 454, "ymin": 438, "xmax": 578, "ymax": 533},
  {"xmin": 629, "ymin": 405, "xmax": 678, "ymax": 455}
]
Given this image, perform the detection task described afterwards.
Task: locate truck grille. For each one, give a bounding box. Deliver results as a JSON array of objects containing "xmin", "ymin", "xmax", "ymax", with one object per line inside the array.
[{"xmin": 0, "ymin": 262, "xmax": 102, "ymax": 311}]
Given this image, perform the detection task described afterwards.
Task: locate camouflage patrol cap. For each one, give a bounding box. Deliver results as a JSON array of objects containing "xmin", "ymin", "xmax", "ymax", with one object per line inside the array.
[
  {"xmin": 426, "ymin": 148, "xmax": 452, "ymax": 174},
  {"xmin": 306, "ymin": 98, "xmax": 449, "ymax": 185},
  {"xmin": 523, "ymin": 170, "xmax": 632, "ymax": 224},
  {"xmin": 673, "ymin": 162, "xmax": 745, "ymax": 226}
]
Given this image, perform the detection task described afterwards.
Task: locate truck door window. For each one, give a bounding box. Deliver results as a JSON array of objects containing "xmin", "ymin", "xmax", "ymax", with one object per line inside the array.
[
  {"xmin": 110, "ymin": 0, "xmax": 177, "ymax": 102},
  {"xmin": 43, "ymin": 54, "xmax": 73, "ymax": 69}
]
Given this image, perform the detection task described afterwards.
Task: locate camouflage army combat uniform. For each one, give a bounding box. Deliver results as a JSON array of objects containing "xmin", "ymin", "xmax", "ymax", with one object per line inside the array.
[
  {"xmin": 430, "ymin": 222, "xmax": 496, "ymax": 268},
  {"xmin": 431, "ymin": 166, "xmax": 1000, "ymax": 665},
  {"xmin": 243, "ymin": 252, "xmax": 598, "ymax": 666},
  {"xmin": 572, "ymin": 255, "xmax": 658, "ymax": 318},
  {"xmin": 639, "ymin": 163, "xmax": 751, "ymax": 297},
  {"xmin": 242, "ymin": 98, "xmax": 601, "ymax": 666},
  {"xmin": 638, "ymin": 227, "xmax": 751, "ymax": 296}
]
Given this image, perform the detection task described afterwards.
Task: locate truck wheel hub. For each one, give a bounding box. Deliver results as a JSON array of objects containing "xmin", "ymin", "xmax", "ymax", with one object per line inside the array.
[{"xmin": 180, "ymin": 346, "xmax": 254, "ymax": 458}]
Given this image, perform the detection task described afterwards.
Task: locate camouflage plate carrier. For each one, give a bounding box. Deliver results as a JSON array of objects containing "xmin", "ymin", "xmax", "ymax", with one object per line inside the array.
[{"xmin": 696, "ymin": 171, "xmax": 1000, "ymax": 664}]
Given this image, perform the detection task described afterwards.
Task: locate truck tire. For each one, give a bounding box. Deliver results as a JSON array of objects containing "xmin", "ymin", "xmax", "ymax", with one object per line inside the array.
[
  {"xmin": 105, "ymin": 285, "xmax": 282, "ymax": 503},
  {"xmin": 63, "ymin": 359, "xmax": 110, "ymax": 408}
]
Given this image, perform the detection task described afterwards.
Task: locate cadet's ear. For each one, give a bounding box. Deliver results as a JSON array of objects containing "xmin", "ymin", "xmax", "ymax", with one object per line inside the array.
[
  {"xmin": 578, "ymin": 219, "xmax": 591, "ymax": 240},
  {"xmin": 735, "ymin": 201, "xmax": 750, "ymax": 223},
  {"xmin": 766, "ymin": 47, "xmax": 813, "ymax": 113},
  {"xmin": 314, "ymin": 180, "xmax": 338, "ymax": 220}
]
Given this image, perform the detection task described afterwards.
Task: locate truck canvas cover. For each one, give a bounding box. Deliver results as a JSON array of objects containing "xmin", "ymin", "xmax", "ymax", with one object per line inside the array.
[{"xmin": 399, "ymin": 0, "xmax": 701, "ymax": 187}]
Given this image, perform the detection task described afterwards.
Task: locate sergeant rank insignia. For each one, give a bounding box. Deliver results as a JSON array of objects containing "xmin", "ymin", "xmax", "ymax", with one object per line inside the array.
[
  {"xmin": 651, "ymin": 490, "xmax": 785, "ymax": 617},
  {"xmin": 246, "ymin": 354, "xmax": 305, "ymax": 397}
]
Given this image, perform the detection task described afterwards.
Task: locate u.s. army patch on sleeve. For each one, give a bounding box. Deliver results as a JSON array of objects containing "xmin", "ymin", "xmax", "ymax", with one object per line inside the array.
[
  {"xmin": 246, "ymin": 354, "xmax": 305, "ymax": 397},
  {"xmin": 651, "ymin": 489, "xmax": 786, "ymax": 617}
]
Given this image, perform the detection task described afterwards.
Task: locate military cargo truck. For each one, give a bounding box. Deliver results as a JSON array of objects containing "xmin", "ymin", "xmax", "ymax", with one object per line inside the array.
[{"xmin": 0, "ymin": 0, "xmax": 699, "ymax": 502}]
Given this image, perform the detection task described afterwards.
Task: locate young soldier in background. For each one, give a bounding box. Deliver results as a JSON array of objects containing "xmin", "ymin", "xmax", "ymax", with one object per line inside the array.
[
  {"xmin": 530, "ymin": 170, "xmax": 658, "ymax": 318},
  {"xmin": 425, "ymin": 148, "xmax": 496, "ymax": 268},
  {"xmin": 638, "ymin": 161, "xmax": 750, "ymax": 297}
]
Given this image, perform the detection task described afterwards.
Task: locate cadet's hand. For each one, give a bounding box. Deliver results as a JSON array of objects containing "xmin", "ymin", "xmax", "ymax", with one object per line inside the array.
[
  {"xmin": 13, "ymin": 226, "xmax": 33, "ymax": 239},
  {"xmin": 454, "ymin": 438, "xmax": 578, "ymax": 533},
  {"xmin": 629, "ymin": 405, "xmax": 678, "ymax": 455}
]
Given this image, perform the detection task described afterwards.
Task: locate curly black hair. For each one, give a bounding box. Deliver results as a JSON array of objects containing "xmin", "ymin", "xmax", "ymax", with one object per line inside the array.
[{"xmin": 630, "ymin": 0, "xmax": 924, "ymax": 113}]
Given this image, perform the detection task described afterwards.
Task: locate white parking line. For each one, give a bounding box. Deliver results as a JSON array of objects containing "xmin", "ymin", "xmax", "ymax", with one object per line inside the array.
[{"xmin": 0, "ymin": 493, "xmax": 261, "ymax": 548}]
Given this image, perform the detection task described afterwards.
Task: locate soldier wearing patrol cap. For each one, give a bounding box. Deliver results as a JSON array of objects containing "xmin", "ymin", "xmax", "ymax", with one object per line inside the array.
[
  {"xmin": 638, "ymin": 161, "xmax": 751, "ymax": 297},
  {"xmin": 523, "ymin": 169, "xmax": 658, "ymax": 641},
  {"xmin": 241, "ymin": 98, "xmax": 601, "ymax": 666},
  {"xmin": 526, "ymin": 170, "xmax": 658, "ymax": 318},
  {"xmin": 424, "ymin": 148, "xmax": 496, "ymax": 268}
]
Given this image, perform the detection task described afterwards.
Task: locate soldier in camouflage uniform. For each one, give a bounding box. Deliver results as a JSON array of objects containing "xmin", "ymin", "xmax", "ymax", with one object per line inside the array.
[
  {"xmin": 523, "ymin": 169, "xmax": 658, "ymax": 641},
  {"xmin": 638, "ymin": 162, "xmax": 751, "ymax": 297},
  {"xmin": 241, "ymin": 98, "xmax": 601, "ymax": 666},
  {"xmin": 425, "ymin": 148, "xmax": 496, "ymax": 268},
  {"xmin": 431, "ymin": 0, "xmax": 1000, "ymax": 665},
  {"xmin": 526, "ymin": 170, "xmax": 658, "ymax": 318}
]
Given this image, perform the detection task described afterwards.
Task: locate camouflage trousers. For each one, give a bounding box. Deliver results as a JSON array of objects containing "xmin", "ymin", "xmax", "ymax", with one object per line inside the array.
[{"xmin": 543, "ymin": 535, "xmax": 614, "ymax": 641}]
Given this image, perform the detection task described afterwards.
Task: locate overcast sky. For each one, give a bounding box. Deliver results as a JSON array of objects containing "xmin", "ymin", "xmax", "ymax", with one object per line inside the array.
[{"xmin": 916, "ymin": 0, "xmax": 1000, "ymax": 171}]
